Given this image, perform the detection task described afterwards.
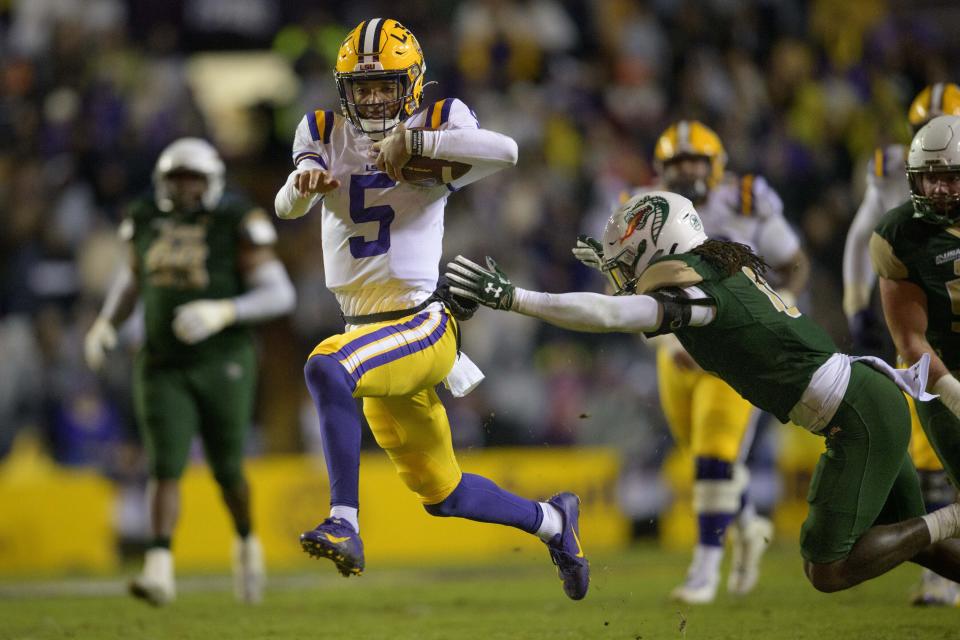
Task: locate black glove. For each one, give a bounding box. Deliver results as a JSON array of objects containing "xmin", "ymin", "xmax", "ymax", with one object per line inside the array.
[{"xmin": 434, "ymin": 275, "xmax": 480, "ymax": 321}]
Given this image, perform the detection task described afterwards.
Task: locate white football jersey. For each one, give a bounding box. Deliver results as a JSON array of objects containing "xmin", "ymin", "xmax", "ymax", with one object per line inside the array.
[
  {"xmin": 841, "ymin": 144, "xmax": 909, "ymax": 317},
  {"xmin": 291, "ymin": 98, "xmax": 482, "ymax": 317}
]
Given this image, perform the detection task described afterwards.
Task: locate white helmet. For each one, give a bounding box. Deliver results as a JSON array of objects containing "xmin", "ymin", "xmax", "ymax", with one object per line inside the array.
[
  {"xmin": 153, "ymin": 137, "xmax": 225, "ymax": 212},
  {"xmin": 600, "ymin": 191, "xmax": 707, "ymax": 294},
  {"xmin": 907, "ymin": 115, "xmax": 960, "ymax": 224}
]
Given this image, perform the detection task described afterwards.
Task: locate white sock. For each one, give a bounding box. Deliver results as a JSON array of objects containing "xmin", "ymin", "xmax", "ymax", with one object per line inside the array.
[
  {"xmin": 692, "ymin": 544, "xmax": 724, "ymax": 577},
  {"xmin": 922, "ymin": 503, "xmax": 960, "ymax": 543},
  {"xmin": 536, "ymin": 502, "xmax": 563, "ymax": 542},
  {"xmin": 330, "ymin": 506, "xmax": 359, "ymax": 533}
]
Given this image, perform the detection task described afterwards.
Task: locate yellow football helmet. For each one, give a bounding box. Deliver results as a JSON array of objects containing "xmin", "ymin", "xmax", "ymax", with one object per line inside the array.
[
  {"xmin": 653, "ymin": 121, "xmax": 727, "ymax": 203},
  {"xmin": 908, "ymin": 82, "xmax": 960, "ymax": 131},
  {"xmin": 335, "ymin": 18, "xmax": 425, "ymax": 139}
]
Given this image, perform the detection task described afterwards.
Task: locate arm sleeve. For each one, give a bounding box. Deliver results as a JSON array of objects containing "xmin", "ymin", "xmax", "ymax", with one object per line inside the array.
[
  {"xmin": 276, "ymin": 116, "xmax": 328, "ymax": 220},
  {"xmin": 232, "ymin": 259, "xmax": 296, "ymax": 323},
  {"xmin": 511, "ymin": 288, "xmax": 715, "ymax": 333},
  {"xmin": 842, "ymin": 182, "xmax": 885, "ymax": 318},
  {"xmin": 419, "ymin": 99, "xmax": 518, "ymax": 189},
  {"xmin": 275, "ymin": 170, "xmax": 323, "ymax": 220}
]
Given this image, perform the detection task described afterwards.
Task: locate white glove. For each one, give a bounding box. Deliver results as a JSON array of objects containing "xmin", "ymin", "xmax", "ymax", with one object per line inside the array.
[
  {"xmin": 84, "ymin": 316, "xmax": 118, "ymax": 371},
  {"xmin": 372, "ymin": 122, "xmax": 411, "ymax": 182},
  {"xmin": 172, "ymin": 299, "xmax": 237, "ymax": 345},
  {"xmin": 571, "ymin": 235, "xmax": 604, "ymax": 271}
]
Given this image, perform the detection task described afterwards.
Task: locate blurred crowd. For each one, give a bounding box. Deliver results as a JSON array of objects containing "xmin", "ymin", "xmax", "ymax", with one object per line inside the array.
[{"xmin": 2, "ymin": 0, "xmax": 959, "ymax": 499}]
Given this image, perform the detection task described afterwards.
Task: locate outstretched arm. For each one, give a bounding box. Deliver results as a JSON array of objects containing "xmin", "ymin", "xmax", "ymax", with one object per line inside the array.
[{"xmin": 445, "ymin": 255, "xmax": 715, "ymax": 334}]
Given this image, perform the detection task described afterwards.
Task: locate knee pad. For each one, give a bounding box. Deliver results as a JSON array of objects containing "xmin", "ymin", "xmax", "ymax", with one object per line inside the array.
[{"xmin": 693, "ymin": 459, "xmax": 749, "ymax": 513}]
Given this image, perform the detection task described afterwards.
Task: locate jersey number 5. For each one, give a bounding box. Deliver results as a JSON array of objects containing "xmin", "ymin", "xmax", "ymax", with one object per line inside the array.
[{"xmin": 349, "ymin": 173, "xmax": 396, "ymax": 258}]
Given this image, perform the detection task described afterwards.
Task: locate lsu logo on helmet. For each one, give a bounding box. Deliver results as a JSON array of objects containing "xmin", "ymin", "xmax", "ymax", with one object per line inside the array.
[{"xmin": 335, "ymin": 18, "xmax": 426, "ymax": 139}]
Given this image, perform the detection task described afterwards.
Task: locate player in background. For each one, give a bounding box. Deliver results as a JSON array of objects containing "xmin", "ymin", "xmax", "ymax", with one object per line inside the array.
[
  {"xmin": 873, "ymin": 114, "xmax": 960, "ymax": 603},
  {"xmin": 84, "ymin": 138, "xmax": 296, "ymax": 605},
  {"xmin": 574, "ymin": 121, "xmax": 807, "ymax": 603},
  {"xmin": 447, "ymin": 190, "xmax": 960, "ymax": 597},
  {"xmin": 844, "ymin": 83, "xmax": 960, "ymax": 605},
  {"xmin": 273, "ymin": 18, "xmax": 589, "ymax": 600}
]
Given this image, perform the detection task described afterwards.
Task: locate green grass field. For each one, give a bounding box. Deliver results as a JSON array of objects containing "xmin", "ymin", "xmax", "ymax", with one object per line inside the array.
[{"xmin": 1, "ymin": 543, "xmax": 957, "ymax": 640}]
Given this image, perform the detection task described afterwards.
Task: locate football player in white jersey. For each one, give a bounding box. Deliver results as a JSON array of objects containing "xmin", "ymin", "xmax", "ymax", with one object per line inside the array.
[
  {"xmin": 576, "ymin": 121, "xmax": 808, "ymax": 603},
  {"xmin": 844, "ymin": 82, "xmax": 960, "ymax": 605},
  {"xmin": 273, "ymin": 18, "xmax": 589, "ymax": 600}
]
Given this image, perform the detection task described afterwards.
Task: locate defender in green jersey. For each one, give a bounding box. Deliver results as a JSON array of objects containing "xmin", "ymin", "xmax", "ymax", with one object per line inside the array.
[
  {"xmin": 84, "ymin": 138, "xmax": 296, "ymax": 606},
  {"xmin": 874, "ymin": 114, "xmax": 960, "ymax": 525},
  {"xmin": 448, "ymin": 190, "xmax": 960, "ymax": 595}
]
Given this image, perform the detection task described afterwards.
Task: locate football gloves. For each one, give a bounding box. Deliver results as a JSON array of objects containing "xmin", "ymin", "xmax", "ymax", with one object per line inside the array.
[
  {"xmin": 84, "ymin": 316, "xmax": 118, "ymax": 371},
  {"xmin": 172, "ymin": 299, "xmax": 237, "ymax": 344},
  {"xmin": 572, "ymin": 234, "xmax": 604, "ymax": 271},
  {"xmin": 433, "ymin": 275, "xmax": 480, "ymax": 321},
  {"xmin": 446, "ymin": 256, "xmax": 516, "ymax": 311}
]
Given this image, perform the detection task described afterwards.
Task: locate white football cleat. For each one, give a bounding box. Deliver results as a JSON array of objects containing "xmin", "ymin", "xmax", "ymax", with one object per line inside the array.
[
  {"xmin": 129, "ymin": 547, "xmax": 176, "ymax": 606},
  {"xmin": 910, "ymin": 569, "xmax": 960, "ymax": 607},
  {"xmin": 726, "ymin": 516, "xmax": 773, "ymax": 596},
  {"xmin": 233, "ymin": 535, "xmax": 265, "ymax": 604},
  {"xmin": 671, "ymin": 572, "xmax": 720, "ymax": 604},
  {"xmin": 671, "ymin": 545, "xmax": 722, "ymax": 604}
]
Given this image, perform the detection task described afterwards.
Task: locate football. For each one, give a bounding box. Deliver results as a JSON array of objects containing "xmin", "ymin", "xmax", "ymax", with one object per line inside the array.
[{"xmin": 401, "ymin": 156, "xmax": 471, "ymax": 187}]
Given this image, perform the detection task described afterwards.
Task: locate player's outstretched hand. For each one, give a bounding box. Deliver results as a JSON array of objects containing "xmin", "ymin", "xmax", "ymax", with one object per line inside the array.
[
  {"xmin": 295, "ymin": 169, "xmax": 340, "ymax": 195},
  {"xmin": 173, "ymin": 299, "xmax": 237, "ymax": 344},
  {"xmin": 445, "ymin": 255, "xmax": 516, "ymax": 311},
  {"xmin": 84, "ymin": 316, "xmax": 117, "ymax": 371},
  {"xmin": 572, "ymin": 234, "xmax": 604, "ymax": 271},
  {"xmin": 373, "ymin": 122, "xmax": 411, "ymax": 182}
]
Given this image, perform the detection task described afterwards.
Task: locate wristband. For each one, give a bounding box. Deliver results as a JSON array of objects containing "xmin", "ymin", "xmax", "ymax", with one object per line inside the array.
[{"xmin": 408, "ymin": 129, "xmax": 424, "ymax": 157}]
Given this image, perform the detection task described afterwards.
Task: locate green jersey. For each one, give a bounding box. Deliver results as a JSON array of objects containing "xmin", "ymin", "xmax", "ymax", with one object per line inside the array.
[
  {"xmin": 637, "ymin": 254, "xmax": 838, "ymax": 422},
  {"xmin": 124, "ymin": 193, "xmax": 274, "ymax": 363},
  {"xmin": 871, "ymin": 201, "xmax": 960, "ymax": 369}
]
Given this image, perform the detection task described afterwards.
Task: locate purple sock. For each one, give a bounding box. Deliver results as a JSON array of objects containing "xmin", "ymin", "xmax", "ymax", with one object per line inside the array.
[
  {"xmin": 424, "ymin": 473, "xmax": 544, "ymax": 534},
  {"xmin": 698, "ymin": 513, "xmax": 736, "ymax": 547},
  {"xmin": 304, "ymin": 354, "xmax": 362, "ymax": 509},
  {"xmin": 695, "ymin": 456, "xmax": 737, "ymax": 547}
]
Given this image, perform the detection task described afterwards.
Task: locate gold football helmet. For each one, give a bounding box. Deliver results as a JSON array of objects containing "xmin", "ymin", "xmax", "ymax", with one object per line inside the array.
[
  {"xmin": 908, "ymin": 82, "xmax": 960, "ymax": 131},
  {"xmin": 653, "ymin": 121, "xmax": 727, "ymax": 203},
  {"xmin": 335, "ymin": 18, "xmax": 425, "ymax": 139}
]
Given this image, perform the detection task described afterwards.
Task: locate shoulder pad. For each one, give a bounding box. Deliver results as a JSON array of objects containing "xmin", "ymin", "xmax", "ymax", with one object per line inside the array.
[
  {"xmin": 736, "ymin": 174, "xmax": 757, "ymax": 217},
  {"xmin": 421, "ymin": 98, "xmax": 480, "ymax": 130},
  {"xmin": 422, "ymin": 98, "xmax": 456, "ymax": 130},
  {"xmin": 306, "ymin": 109, "xmax": 336, "ymax": 144},
  {"xmin": 635, "ymin": 258, "xmax": 704, "ymax": 294},
  {"xmin": 867, "ymin": 144, "xmax": 906, "ymax": 182}
]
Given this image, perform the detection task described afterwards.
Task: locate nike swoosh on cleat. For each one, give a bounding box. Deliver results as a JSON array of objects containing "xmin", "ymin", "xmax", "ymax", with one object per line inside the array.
[
  {"xmin": 571, "ymin": 528, "xmax": 584, "ymax": 558},
  {"xmin": 324, "ymin": 533, "xmax": 351, "ymax": 544}
]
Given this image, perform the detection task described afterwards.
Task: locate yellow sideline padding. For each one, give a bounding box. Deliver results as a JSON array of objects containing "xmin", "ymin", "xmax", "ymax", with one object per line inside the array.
[{"xmin": 0, "ymin": 442, "xmax": 626, "ymax": 576}]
